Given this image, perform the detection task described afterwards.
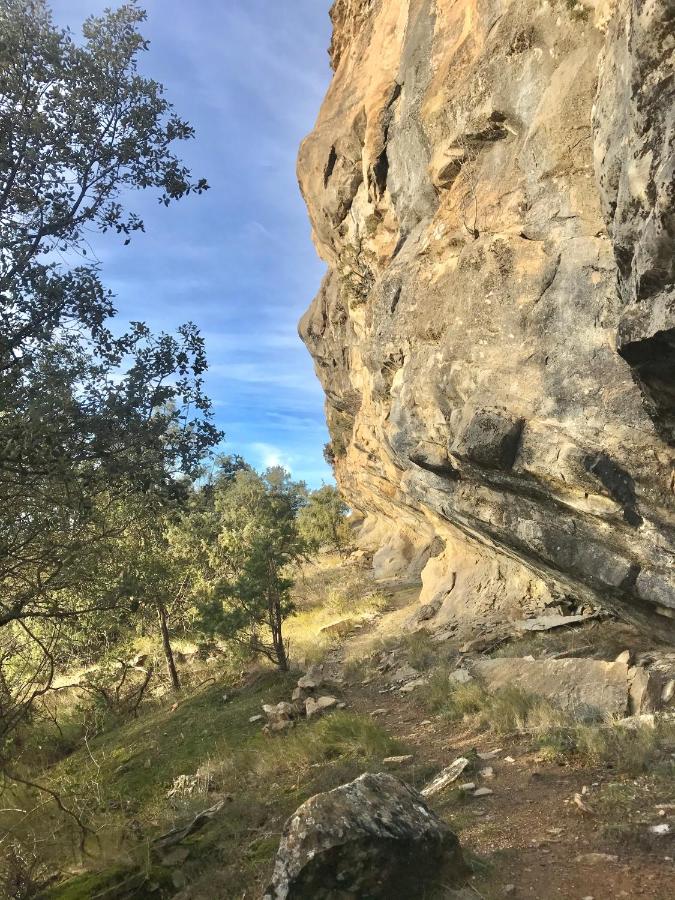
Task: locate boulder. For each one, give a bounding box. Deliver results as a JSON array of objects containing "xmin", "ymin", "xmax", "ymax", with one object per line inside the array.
[
  {"xmin": 389, "ymin": 663, "xmax": 420, "ymax": 685},
  {"xmin": 305, "ymin": 695, "xmax": 338, "ymax": 719},
  {"xmin": 319, "ymin": 618, "xmax": 356, "ymax": 639},
  {"xmin": 471, "ymin": 657, "xmax": 631, "ymax": 719},
  {"xmin": 399, "ymin": 677, "xmax": 428, "ymax": 693},
  {"xmin": 263, "ymin": 773, "xmax": 464, "ymax": 899},
  {"xmin": 297, "ymin": 665, "xmax": 323, "ymax": 691}
]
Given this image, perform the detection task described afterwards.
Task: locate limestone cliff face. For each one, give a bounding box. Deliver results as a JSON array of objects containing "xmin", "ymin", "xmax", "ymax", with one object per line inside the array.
[{"xmin": 298, "ymin": 0, "xmax": 675, "ymax": 636}]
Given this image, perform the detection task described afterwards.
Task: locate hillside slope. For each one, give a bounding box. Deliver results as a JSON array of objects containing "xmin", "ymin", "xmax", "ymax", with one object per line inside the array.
[{"xmin": 14, "ymin": 562, "xmax": 674, "ymax": 899}]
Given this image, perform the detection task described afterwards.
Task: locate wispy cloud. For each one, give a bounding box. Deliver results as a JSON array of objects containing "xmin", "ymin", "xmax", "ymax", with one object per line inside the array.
[
  {"xmin": 249, "ymin": 442, "xmax": 292, "ymax": 472},
  {"xmin": 49, "ymin": 0, "xmax": 334, "ymax": 487}
]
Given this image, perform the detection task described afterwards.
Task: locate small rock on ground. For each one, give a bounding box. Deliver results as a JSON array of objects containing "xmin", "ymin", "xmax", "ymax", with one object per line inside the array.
[{"xmin": 383, "ymin": 755, "xmax": 414, "ymax": 766}]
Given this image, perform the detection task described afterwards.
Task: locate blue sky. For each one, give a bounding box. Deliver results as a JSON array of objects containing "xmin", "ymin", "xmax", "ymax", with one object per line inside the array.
[{"xmin": 50, "ymin": 0, "xmax": 334, "ymax": 486}]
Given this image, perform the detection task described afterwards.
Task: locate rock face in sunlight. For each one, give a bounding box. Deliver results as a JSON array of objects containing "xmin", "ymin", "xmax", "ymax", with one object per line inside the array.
[{"xmin": 297, "ymin": 0, "xmax": 675, "ymax": 637}]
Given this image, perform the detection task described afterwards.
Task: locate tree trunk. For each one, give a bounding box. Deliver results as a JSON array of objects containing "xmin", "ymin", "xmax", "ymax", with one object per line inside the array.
[
  {"xmin": 156, "ymin": 599, "xmax": 180, "ymax": 692},
  {"xmin": 270, "ymin": 598, "xmax": 289, "ymax": 672},
  {"xmin": 267, "ymin": 569, "xmax": 289, "ymax": 672}
]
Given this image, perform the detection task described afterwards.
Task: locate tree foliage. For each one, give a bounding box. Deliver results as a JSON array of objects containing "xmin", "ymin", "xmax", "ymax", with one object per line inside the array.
[
  {"xmin": 179, "ymin": 464, "xmax": 308, "ymax": 671},
  {"xmin": 298, "ymin": 484, "xmax": 350, "ymax": 555},
  {"xmin": 0, "ymin": 0, "xmax": 218, "ymax": 750},
  {"xmin": 0, "ymin": 0, "xmax": 207, "ymax": 351}
]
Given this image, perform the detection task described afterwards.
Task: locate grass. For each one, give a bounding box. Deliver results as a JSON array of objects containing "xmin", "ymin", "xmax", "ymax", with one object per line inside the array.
[
  {"xmin": 540, "ymin": 717, "xmax": 675, "ymax": 775},
  {"xmin": 418, "ymin": 667, "xmax": 675, "ymax": 776},
  {"xmin": 285, "ymin": 559, "xmax": 387, "ymax": 666},
  {"xmin": 396, "ymin": 631, "xmax": 440, "ymax": 672},
  {"xmin": 489, "ymin": 629, "xmax": 594, "ymax": 659},
  {"xmin": 1, "ymin": 669, "xmax": 401, "ymax": 900},
  {"xmin": 595, "ymin": 768, "xmax": 675, "ymax": 845},
  {"xmin": 419, "ymin": 667, "xmax": 488, "ymax": 721}
]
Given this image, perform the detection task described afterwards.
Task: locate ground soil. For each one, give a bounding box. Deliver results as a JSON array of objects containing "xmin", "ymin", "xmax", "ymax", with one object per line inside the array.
[{"xmin": 323, "ymin": 583, "xmax": 675, "ymax": 900}]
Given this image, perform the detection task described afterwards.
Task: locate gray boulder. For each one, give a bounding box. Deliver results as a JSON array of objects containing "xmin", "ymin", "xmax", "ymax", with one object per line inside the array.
[
  {"xmin": 471, "ymin": 657, "xmax": 630, "ymax": 719},
  {"xmin": 264, "ymin": 772, "xmax": 464, "ymax": 899}
]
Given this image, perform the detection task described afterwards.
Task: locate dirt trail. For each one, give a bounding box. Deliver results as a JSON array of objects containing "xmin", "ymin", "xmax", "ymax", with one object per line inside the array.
[{"xmin": 325, "ymin": 584, "xmax": 675, "ymax": 900}]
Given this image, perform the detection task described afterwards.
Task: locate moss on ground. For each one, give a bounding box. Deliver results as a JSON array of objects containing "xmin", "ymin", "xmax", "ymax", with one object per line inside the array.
[{"xmin": 38, "ymin": 865, "xmax": 174, "ymax": 900}]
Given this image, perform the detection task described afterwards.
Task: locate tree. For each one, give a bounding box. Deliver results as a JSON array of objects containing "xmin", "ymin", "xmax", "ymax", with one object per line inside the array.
[
  {"xmin": 190, "ymin": 468, "xmax": 307, "ymax": 671},
  {"xmin": 0, "ymin": 0, "xmax": 207, "ymax": 361},
  {"xmin": 0, "ymin": 0, "xmax": 218, "ymax": 748},
  {"xmin": 298, "ymin": 485, "xmax": 351, "ymax": 555}
]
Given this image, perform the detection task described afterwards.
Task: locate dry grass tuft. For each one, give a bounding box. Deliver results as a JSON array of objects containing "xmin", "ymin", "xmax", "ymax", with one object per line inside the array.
[{"xmin": 285, "ymin": 560, "xmax": 387, "ymax": 666}]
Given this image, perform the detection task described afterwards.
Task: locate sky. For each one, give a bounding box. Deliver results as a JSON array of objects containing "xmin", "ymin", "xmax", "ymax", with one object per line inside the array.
[{"xmin": 50, "ymin": 0, "xmax": 334, "ymax": 486}]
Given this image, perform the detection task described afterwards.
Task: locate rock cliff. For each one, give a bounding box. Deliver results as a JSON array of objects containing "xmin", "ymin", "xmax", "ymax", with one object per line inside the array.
[{"xmin": 298, "ymin": 0, "xmax": 674, "ymax": 637}]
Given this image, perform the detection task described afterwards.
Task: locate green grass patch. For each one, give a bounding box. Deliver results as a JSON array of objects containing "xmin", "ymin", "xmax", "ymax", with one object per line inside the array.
[
  {"xmin": 3, "ymin": 673, "xmax": 401, "ymax": 900},
  {"xmin": 418, "ymin": 668, "xmax": 489, "ymax": 721}
]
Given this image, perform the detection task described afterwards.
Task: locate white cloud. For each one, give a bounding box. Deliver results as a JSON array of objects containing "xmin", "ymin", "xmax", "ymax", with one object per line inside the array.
[{"xmin": 249, "ymin": 442, "xmax": 292, "ymax": 472}]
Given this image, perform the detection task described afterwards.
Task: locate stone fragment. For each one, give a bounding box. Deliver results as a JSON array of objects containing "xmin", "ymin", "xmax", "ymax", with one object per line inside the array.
[
  {"xmin": 370, "ymin": 708, "xmax": 387, "ymax": 717},
  {"xmin": 383, "ymin": 755, "xmax": 414, "ymax": 766},
  {"xmin": 297, "ymin": 665, "xmax": 323, "ymax": 691},
  {"xmin": 305, "ymin": 695, "xmax": 338, "ymax": 719},
  {"xmin": 514, "ymin": 614, "xmax": 597, "ymax": 632},
  {"xmin": 263, "ymin": 773, "xmax": 464, "ymax": 899},
  {"xmin": 615, "ymin": 649, "xmax": 632, "ymax": 665},
  {"xmin": 479, "ymin": 767, "xmax": 494, "ymax": 778},
  {"xmin": 648, "ymin": 823, "xmax": 671, "ymax": 835},
  {"xmin": 449, "ymin": 668, "xmax": 473, "ymax": 684},
  {"xmin": 477, "ymin": 749, "xmax": 502, "ymax": 760},
  {"xmin": 390, "ymin": 663, "xmax": 420, "ymax": 684},
  {"xmin": 573, "ymin": 793, "xmax": 594, "ymax": 815},
  {"xmin": 472, "ymin": 787, "xmax": 493, "ymax": 798},
  {"xmin": 400, "ymin": 677, "xmax": 428, "ymax": 693},
  {"xmin": 263, "ymin": 701, "xmax": 295, "ymax": 723},
  {"xmin": 459, "ymin": 782, "xmax": 475, "ymax": 792},
  {"xmin": 319, "ymin": 617, "xmax": 356, "ymax": 638},
  {"xmin": 471, "ymin": 658, "xmax": 630, "ymax": 719},
  {"xmin": 249, "ymin": 715, "xmax": 264, "ymax": 724},
  {"xmin": 421, "ymin": 758, "xmax": 470, "ymax": 797},
  {"xmin": 662, "ymin": 679, "xmax": 675, "ymax": 704},
  {"xmin": 575, "ymin": 853, "xmax": 618, "ymax": 864},
  {"xmin": 460, "ymin": 634, "xmax": 508, "ymax": 654}
]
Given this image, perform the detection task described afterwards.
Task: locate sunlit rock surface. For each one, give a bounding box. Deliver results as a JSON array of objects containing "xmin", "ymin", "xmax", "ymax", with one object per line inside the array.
[{"xmin": 298, "ymin": 0, "xmax": 674, "ymax": 637}]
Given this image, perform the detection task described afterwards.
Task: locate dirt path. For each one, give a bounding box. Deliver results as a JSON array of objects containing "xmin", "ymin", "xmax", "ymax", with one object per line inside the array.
[{"xmin": 327, "ymin": 586, "xmax": 675, "ymax": 900}]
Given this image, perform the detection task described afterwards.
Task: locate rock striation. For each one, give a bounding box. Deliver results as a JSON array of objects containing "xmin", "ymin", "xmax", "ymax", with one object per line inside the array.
[{"xmin": 298, "ymin": 0, "xmax": 675, "ymax": 637}]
